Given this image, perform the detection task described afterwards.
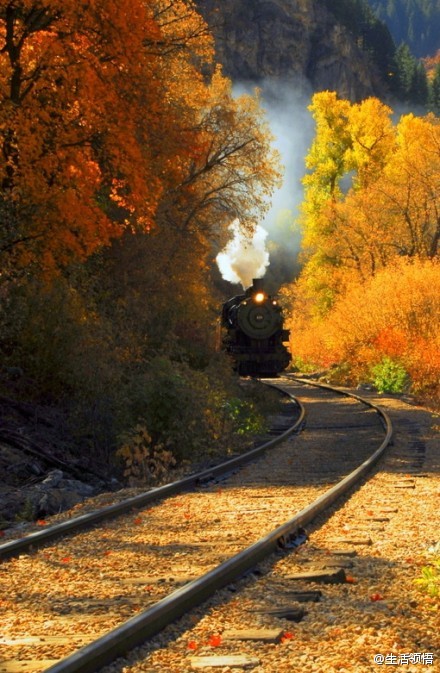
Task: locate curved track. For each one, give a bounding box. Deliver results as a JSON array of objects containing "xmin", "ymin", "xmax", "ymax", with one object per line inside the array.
[
  {"xmin": 0, "ymin": 386, "xmax": 303, "ymax": 561},
  {"xmin": 0, "ymin": 378, "xmax": 392, "ymax": 673}
]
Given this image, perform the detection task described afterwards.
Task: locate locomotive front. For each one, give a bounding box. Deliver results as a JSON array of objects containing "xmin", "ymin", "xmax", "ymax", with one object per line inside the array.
[{"xmin": 221, "ymin": 279, "xmax": 291, "ymax": 376}]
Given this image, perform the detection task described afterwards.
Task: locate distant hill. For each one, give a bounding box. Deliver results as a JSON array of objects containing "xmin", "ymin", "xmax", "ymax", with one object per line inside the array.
[
  {"xmin": 196, "ymin": 0, "xmax": 434, "ymax": 109},
  {"xmin": 366, "ymin": 0, "xmax": 440, "ymax": 57},
  {"xmin": 195, "ymin": 0, "xmax": 393, "ymax": 101}
]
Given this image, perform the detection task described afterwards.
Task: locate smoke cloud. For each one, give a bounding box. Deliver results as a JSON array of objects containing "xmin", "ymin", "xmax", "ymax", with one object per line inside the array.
[
  {"xmin": 216, "ymin": 218, "xmax": 270, "ymax": 289},
  {"xmin": 215, "ymin": 80, "xmax": 315, "ymax": 293},
  {"xmin": 236, "ymin": 80, "xmax": 315, "ymax": 290}
]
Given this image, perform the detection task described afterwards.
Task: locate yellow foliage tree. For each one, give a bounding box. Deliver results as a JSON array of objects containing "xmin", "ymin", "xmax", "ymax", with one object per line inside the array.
[{"xmin": 298, "ymin": 93, "xmax": 439, "ymax": 310}]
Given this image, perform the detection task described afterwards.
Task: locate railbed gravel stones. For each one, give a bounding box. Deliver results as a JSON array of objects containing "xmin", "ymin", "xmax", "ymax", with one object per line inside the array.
[
  {"xmin": 1, "ymin": 387, "xmax": 438, "ymax": 673},
  {"xmin": 95, "ymin": 393, "xmax": 439, "ymax": 673}
]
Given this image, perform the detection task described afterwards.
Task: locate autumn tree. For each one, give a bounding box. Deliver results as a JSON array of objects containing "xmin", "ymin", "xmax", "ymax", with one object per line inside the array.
[
  {"xmin": 328, "ymin": 112, "xmax": 440, "ymax": 274},
  {"xmin": 299, "ymin": 92, "xmax": 395, "ymax": 309},
  {"xmin": 83, "ymin": 0, "xmax": 281, "ymax": 364},
  {"xmin": 286, "ymin": 91, "xmax": 440, "ymax": 405},
  {"xmin": 285, "ymin": 257, "xmax": 440, "ymax": 405},
  {"xmin": 298, "ymin": 92, "xmax": 440, "ymax": 312},
  {"xmin": 0, "ymin": 0, "xmax": 216, "ymax": 277},
  {"xmin": 0, "ymin": 0, "xmax": 282, "ymax": 454},
  {"xmin": 90, "ymin": 70, "xmax": 281, "ymax": 363}
]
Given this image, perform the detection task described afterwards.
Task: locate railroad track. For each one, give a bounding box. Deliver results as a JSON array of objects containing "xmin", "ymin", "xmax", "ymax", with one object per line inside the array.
[
  {"xmin": 0, "ymin": 377, "xmax": 393, "ymax": 673},
  {"xmin": 0, "ymin": 385, "xmax": 303, "ymax": 561}
]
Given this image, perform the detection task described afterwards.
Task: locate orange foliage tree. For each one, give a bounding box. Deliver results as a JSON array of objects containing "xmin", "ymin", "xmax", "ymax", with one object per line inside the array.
[
  {"xmin": 286, "ymin": 258, "xmax": 440, "ymax": 404},
  {"xmin": 78, "ymin": 1, "xmax": 281, "ymax": 363},
  {"xmin": 0, "ymin": 0, "xmax": 281, "ymax": 391},
  {"xmin": 0, "ymin": 1, "xmax": 283, "ymax": 467},
  {"xmin": 0, "ymin": 0, "xmax": 215, "ymax": 275}
]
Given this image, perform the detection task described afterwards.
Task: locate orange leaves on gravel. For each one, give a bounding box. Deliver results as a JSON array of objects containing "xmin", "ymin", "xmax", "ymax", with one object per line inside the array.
[
  {"xmin": 133, "ymin": 517, "xmax": 143, "ymax": 525},
  {"xmin": 36, "ymin": 520, "xmax": 47, "ymax": 526},
  {"xmin": 370, "ymin": 592, "xmax": 384, "ymax": 601},
  {"xmin": 281, "ymin": 631, "xmax": 294, "ymax": 642},
  {"xmin": 346, "ymin": 575, "xmax": 357, "ymax": 583},
  {"xmin": 187, "ymin": 640, "xmax": 198, "ymax": 650},
  {"xmin": 208, "ymin": 634, "xmax": 222, "ymax": 647},
  {"xmin": 60, "ymin": 556, "xmax": 72, "ymax": 563}
]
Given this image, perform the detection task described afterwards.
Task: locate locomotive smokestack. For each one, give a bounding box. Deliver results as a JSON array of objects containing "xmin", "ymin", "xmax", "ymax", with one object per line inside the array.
[{"xmin": 251, "ymin": 278, "xmax": 264, "ymax": 292}]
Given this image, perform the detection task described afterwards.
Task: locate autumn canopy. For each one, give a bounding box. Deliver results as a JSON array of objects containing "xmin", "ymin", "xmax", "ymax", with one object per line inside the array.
[
  {"xmin": 0, "ymin": 0, "xmax": 282, "ymax": 465},
  {"xmin": 0, "ymin": 0, "xmax": 279, "ymax": 276},
  {"xmin": 285, "ymin": 91, "xmax": 440, "ymax": 404}
]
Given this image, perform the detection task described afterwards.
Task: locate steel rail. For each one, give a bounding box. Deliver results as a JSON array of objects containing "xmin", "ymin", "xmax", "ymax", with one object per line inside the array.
[
  {"xmin": 0, "ymin": 386, "xmax": 305, "ymax": 560},
  {"xmin": 288, "ymin": 375, "xmax": 393, "ymax": 435},
  {"xmin": 43, "ymin": 379, "xmax": 393, "ymax": 673}
]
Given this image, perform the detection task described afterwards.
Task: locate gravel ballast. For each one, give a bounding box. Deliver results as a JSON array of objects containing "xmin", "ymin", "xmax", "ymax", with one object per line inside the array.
[
  {"xmin": 97, "ymin": 393, "xmax": 439, "ymax": 673},
  {"xmin": 1, "ymin": 387, "xmax": 438, "ymax": 673}
]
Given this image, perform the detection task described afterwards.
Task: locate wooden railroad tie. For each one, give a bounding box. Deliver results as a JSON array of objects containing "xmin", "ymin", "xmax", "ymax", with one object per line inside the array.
[
  {"xmin": 284, "ymin": 568, "xmax": 348, "ymax": 583},
  {"xmin": 190, "ymin": 655, "xmax": 260, "ymax": 669},
  {"xmin": 222, "ymin": 628, "xmax": 284, "ymax": 643}
]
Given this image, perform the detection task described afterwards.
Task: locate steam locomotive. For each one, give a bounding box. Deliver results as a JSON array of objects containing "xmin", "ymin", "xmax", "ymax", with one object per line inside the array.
[{"xmin": 221, "ymin": 278, "xmax": 291, "ymax": 376}]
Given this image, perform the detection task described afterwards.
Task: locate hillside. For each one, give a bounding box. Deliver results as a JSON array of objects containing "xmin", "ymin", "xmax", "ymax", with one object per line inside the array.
[
  {"xmin": 367, "ymin": 0, "xmax": 440, "ymax": 57},
  {"xmin": 195, "ymin": 0, "xmax": 393, "ymax": 100}
]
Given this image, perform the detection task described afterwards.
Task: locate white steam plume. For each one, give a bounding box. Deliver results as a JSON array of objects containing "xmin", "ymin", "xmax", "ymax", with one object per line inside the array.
[
  {"xmin": 216, "ymin": 218, "xmax": 270, "ymax": 289},
  {"xmin": 231, "ymin": 81, "xmax": 315, "ymax": 287}
]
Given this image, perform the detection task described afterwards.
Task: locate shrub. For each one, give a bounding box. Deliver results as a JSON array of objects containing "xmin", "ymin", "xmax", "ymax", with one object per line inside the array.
[
  {"xmin": 415, "ymin": 542, "xmax": 440, "ymax": 600},
  {"xmin": 115, "ymin": 424, "xmax": 176, "ymax": 486},
  {"xmin": 223, "ymin": 397, "xmax": 265, "ymax": 435},
  {"xmin": 285, "ymin": 258, "xmax": 440, "ymax": 406},
  {"xmin": 370, "ymin": 357, "xmax": 409, "ymax": 394}
]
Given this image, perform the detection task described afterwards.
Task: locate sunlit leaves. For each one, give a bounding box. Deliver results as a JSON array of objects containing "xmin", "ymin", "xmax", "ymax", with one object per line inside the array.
[
  {"xmin": 0, "ymin": 0, "xmax": 225, "ymax": 275},
  {"xmin": 0, "ymin": 0, "xmax": 166, "ymax": 272},
  {"xmin": 298, "ymin": 93, "xmax": 440, "ymax": 310},
  {"xmin": 286, "ymin": 257, "xmax": 440, "ymax": 404}
]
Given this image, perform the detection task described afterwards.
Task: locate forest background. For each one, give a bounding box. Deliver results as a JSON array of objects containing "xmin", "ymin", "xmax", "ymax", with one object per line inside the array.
[{"xmin": 0, "ymin": 0, "xmax": 439, "ymax": 495}]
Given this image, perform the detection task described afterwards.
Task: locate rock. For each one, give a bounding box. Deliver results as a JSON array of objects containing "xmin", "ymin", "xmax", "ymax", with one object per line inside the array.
[
  {"xmin": 39, "ymin": 469, "xmax": 64, "ymax": 489},
  {"xmin": 61, "ymin": 479, "xmax": 95, "ymax": 496},
  {"xmin": 32, "ymin": 488, "xmax": 85, "ymax": 518}
]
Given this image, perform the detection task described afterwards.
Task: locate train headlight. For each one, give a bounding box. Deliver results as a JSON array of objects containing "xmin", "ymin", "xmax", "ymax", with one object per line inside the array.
[{"xmin": 254, "ymin": 292, "xmax": 265, "ymax": 303}]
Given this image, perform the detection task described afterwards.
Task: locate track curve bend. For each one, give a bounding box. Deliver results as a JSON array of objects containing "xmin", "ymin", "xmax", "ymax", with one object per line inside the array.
[{"xmin": 0, "ymin": 378, "xmax": 393, "ymax": 673}]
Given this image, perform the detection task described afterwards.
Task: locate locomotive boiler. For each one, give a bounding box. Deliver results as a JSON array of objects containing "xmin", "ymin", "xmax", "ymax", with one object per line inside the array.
[{"xmin": 221, "ymin": 278, "xmax": 291, "ymax": 376}]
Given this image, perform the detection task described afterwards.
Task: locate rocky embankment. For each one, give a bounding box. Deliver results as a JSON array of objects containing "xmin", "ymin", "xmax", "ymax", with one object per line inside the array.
[{"xmin": 0, "ymin": 391, "xmax": 113, "ymax": 528}]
